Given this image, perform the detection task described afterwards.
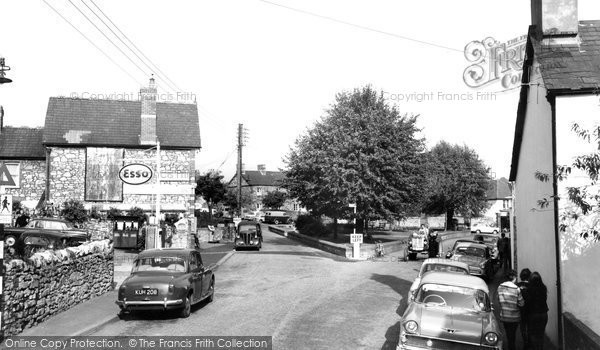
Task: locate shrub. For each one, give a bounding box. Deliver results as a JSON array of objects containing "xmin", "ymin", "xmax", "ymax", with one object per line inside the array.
[
  {"xmin": 61, "ymin": 199, "xmax": 89, "ymax": 224},
  {"xmin": 295, "ymin": 214, "xmax": 327, "ymax": 237}
]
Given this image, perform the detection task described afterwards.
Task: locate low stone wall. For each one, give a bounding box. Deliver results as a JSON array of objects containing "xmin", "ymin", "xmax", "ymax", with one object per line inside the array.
[
  {"xmin": 1, "ymin": 240, "xmax": 114, "ymax": 337},
  {"xmin": 564, "ymin": 312, "xmax": 600, "ymax": 350},
  {"xmin": 269, "ymin": 226, "xmax": 406, "ymax": 259}
]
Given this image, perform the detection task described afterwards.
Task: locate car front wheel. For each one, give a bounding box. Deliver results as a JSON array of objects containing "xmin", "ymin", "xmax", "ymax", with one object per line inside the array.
[
  {"xmin": 180, "ymin": 293, "xmax": 192, "ymax": 318},
  {"xmin": 5, "ymin": 235, "xmax": 16, "ymax": 247}
]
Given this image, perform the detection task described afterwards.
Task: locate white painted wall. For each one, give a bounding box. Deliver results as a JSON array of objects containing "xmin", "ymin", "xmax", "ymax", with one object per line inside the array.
[
  {"xmin": 556, "ymin": 95, "xmax": 600, "ymax": 335},
  {"xmin": 513, "ymin": 62, "xmax": 559, "ymax": 345}
]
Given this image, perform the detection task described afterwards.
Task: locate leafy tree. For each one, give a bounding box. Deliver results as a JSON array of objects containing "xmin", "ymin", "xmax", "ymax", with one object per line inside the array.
[
  {"xmin": 422, "ymin": 141, "xmax": 491, "ymax": 230},
  {"xmin": 195, "ymin": 171, "xmax": 227, "ymax": 220},
  {"xmin": 60, "ymin": 199, "xmax": 89, "ymax": 224},
  {"xmin": 222, "ymin": 187, "xmax": 253, "ymax": 216},
  {"xmin": 106, "ymin": 207, "xmax": 121, "ymax": 221},
  {"xmin": 127, "ymin": 206, "xmax": 146, "ymax": 222},
  {"xmin": 262, "ymin": 190, "xmax": 288, "ymax": 210},
  {"xmin": 283, "ymin": 86, "xmax": 427, "ymax": 237}
]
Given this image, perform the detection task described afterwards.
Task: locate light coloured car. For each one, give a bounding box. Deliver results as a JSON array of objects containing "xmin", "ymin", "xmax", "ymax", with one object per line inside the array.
[
  {"xmin": 407, "ymin": 258, "xmax": 470, "ymax": 303},
  {"xmin": 398, "ymin": 272, "xmax": 502, "ymax": 350},
  {"xmin": 447, "ymin": 241, "xmax": 495, "ymax": 281},
  {"xmin": 470, "ymin": 223, "xmax": 499, "ymax": 234}
]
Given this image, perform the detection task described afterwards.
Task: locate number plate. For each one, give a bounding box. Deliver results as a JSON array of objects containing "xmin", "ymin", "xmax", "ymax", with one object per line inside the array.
[{"xmin": 134, "ymin": 288, "xmax": 158, "ymax": 296}]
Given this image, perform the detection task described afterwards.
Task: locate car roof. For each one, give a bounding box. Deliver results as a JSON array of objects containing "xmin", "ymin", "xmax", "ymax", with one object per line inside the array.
[
  {"xmin": 421, "ymin": 258, "xmax": 469, "ymax": 269},
  {"xmin": 138, "ymin": 248, "xmax": 195, "ymax": 258},
  {"xmin": 455, "ymin": 241, "xmax": 488, "ymax": 249},
  {"xmin": 420, "ymin": 272, "xmax": 489, "ymax": 292},
  {"xmin": 31, "ymin": 217, "xmax": 68, "ymax": 222}
]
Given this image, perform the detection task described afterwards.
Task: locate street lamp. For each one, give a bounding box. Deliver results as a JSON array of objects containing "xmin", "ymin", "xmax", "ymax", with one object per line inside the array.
[{"xmin": 0, "ymin": 58, "xmax": 12, "ymax": 85}]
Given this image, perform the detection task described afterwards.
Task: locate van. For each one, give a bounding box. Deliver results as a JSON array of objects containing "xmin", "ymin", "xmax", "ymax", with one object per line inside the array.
[{"xmin": 263, "ymin": 211, "xmax": 292, "ymax": 224}]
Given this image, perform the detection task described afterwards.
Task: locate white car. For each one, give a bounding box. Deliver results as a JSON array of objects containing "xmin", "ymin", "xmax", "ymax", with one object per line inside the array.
[
  {"xmin": 407, "ymin": 258, "xmax": 470, "ymax": 302},
  {"xmin": 470, "ymin": 223, "xmax": 499, "ymax": 234}
]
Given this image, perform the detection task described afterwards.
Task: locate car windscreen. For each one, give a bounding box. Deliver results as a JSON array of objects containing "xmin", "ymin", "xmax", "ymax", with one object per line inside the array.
[
  {"xmin": 422, "ymin": 264, "xmax": 469, "ymax": 275},
  {"xmin": 44, "ymin": 221, "xmax": 69, "ymax": 230},
  {"xmin": 416, "ymin": 283, "xmax": 490, "ymax": 311},
  {"xmin": 456, "ymin": 246, "xmax": 486, "ymax": 258},
  {"xmin": 238, "ymin": 226, "xmax": 257, "ymax": 234},
  {"xmin": 132, "ymin": 256, "xmax": 186, "ymax": 273}
]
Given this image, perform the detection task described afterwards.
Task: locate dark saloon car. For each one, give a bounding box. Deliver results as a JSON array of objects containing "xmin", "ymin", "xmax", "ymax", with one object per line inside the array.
[
  {"xmin": 116, "ymin": 248, "xmax": 215, "ymax": 318},
  {"xmin": 398, "ymin": 272, "xmax": 503, "ymax": 350},
  {"xmin": 235, "ymin": 221, "xmax": 263, "ymax": 250},
  {"xmin": 4, "ymin": 217, "xmax": 89, "ymax": 247},
  {"xmin": 446, "ymin": 241, "xmax": 495, "ymax": 281},
  {"xmin": 14, "ymin": 230, "xmax": 87, "ymax": 257}
]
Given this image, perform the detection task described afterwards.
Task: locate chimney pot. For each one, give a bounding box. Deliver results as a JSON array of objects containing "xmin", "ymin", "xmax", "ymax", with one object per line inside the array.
[
  {"xmin": 531, "ymin": 0, "xmax": 578, "ymax": 37},
  {"xmin": 140, "ymin": 76, "xmax": 158, "ymax": 145}
]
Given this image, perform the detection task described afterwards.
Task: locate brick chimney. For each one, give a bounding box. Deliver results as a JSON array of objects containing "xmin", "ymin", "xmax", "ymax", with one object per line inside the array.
[
  {"xmin": 257, "ymin": 164, "xmax": 266, "ymax": 175},
  {"xmin": 531, "ymin": 0, "xmax": 578, "ymax": 37},
  {"xmin": 140, "ymin": 76, "xmax": 157, "ymax": 145}
]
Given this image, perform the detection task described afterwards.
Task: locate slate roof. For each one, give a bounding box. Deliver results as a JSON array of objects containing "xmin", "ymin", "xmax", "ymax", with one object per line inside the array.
[
  {"xmin": 510, "ymin": 21, "xmax": 600, "ymax": 180},
  {"xmin": 0, "ymin": 127, "xmax": 46, "ymax": 159},
  {"xmin": 43, "ymin": 97, "xmax": 201, "ymax": 149},
  {"xmin": 486, "ymin": 177, "xmax": 511, "ymax": 200},
  {"xmin": 229, "ymin": 170, "xmax": 285, "ymax": 187},
  {"xmin": 534, "ymin": 20, "xmax": 600, "ymax": 92}
]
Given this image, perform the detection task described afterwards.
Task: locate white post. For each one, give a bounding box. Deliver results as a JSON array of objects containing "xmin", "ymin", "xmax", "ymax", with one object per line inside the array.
[
  {"xmin": 155, "ymin": 140, "xmax": 161, "ymax": 248},
  {"xmin": 349, "ymin": 203, "xmax": 360, "ymax": 258}
]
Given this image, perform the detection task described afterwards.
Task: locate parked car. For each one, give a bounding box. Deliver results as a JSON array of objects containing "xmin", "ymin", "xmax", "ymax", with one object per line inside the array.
[
  {"xmin": 446, "ymin": 241, "xmax": 496, "ymax": 281},
  {"xmin": 263, "ymin": 210, "xmax": 292, "ymax": 225},
  {"xmin": 470, "ymin": 222, "xmax": 499, "ymax": 234},
  {"xmin": 14, "ymin": 230, "xmax": 87, "ymax": 257},
  {"xmin": 398, "ymin": 272, "xmax": 503, "ymax": 350},
  {"xmin": 473, "ymin": 233, "xmax": 500, "ymax": 258},
  {"xmin": 407, "ymin": 258, "xmax": 470, "ymax": 303},
  {"xmin": 116, "ymin": 248, "xmax": 215, "ymax": 318},
  {"xmin": 235, "ymin": 221, "xmax": 263, "ymax": 250},
  {"xmin": 4, "ymin": 217, "xmax": 89, "ymax": 247}
]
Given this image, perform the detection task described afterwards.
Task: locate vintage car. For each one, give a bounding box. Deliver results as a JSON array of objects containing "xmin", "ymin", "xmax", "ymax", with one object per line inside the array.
[
  {"xmin": 407, "ymin": 258, "xmax": 470, "ymax": 303},
  {"xmin": 404, "ymin": 231, "xmax": 429, "ymax": 261},
  {"xmin": 235, "ymin": 221, "xmax": 263, "ymax": 250},
  {"xmin": 473, "ymin": 233, "xmax": 500, "ymax": 260},
  {"xmin": 4, "ymin": 217, "xmax": 89, "ymax": 247},
  {"xmin": 263, "ymin": 210, "xmax": 293, "ymax": 225},
  {"xmin": 116, "ymin": 248, "xmax": 215, "ymax": 318},
  {"xmin": 398, "ymin": 272, "xmax": 503, "ymax": 350},
  {"xmin": 446, "ymin": 241, "xmax": 495, "ymax": 281},
  {"xmin": 13, "ymin": 230, "xmax": 87, "ymax": 257}
]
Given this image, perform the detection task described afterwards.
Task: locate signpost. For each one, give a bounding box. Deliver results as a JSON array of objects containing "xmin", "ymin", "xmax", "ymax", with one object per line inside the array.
[
  {"xmin": 0, "ymin": 194, "xmax": 12, "ymax": 225},
  {"xmin": 349, "ymin": 203, "xmax": 360, "ymax": 258}
]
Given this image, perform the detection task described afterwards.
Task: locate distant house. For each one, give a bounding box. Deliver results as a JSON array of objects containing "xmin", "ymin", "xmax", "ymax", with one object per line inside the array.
[
  {"xmin": 0, "ymin": 111, "xmax": 46, "ymax": 210},
  {"xmin": 228, "ymin": 164, "xmax": 305, "ymax": 212},
  {"xmin": 475, "ymin": 177, "xmax": 512, "ymax": 230},
  {"xmin": 509, "ymin": 0, "xmax": 600, "ymax": 346}
]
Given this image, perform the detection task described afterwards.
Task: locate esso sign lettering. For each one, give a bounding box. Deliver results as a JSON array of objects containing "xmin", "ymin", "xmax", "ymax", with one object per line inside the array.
[{"xmin": 119, "ymin": 164, "xmax": 153, "ymax": 185}]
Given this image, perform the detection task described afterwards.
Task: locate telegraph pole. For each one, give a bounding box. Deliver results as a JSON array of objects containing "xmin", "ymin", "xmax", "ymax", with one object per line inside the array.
[{"xmin": 236, "ymin": 124, "xmax": 248, "ymax": 217}]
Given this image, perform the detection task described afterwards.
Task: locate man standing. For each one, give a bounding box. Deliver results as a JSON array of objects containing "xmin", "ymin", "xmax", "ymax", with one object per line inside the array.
[
  {"xmin": 498, "ymin": 269, "xmax": 525, "ymax": 350},
  {"xmin": 517, "ymin": 268, "xmax": 532, "ymax": 349},
  {"xmin": 498, "ymin": 232, "xmax": 511, "ymax": 270}
]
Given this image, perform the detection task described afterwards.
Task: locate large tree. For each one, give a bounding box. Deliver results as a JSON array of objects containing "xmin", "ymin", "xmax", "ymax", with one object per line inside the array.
[
  {"xmin": 262, "ymin": 190, "xmax": 288, "ymax": 210},
  {"xmin": 195, "ymin": 171, "xmax": 227, "ymax": 220},
  {"xmin": 283, "ymin": 86, "xmax": 426, "ymax": 233},
  {"xmin": 422, "ymin": 141, "xmax": 491, "ymax": 230}
]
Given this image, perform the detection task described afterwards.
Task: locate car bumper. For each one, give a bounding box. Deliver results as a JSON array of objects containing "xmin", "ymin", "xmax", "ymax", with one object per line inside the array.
[
  {"xmin": 116, "ymin": 298, "xmax": 184, "ymax": 310},
  {"xmin": 397, "ymin": 334, "xmax": 501, "ymax": 350}
]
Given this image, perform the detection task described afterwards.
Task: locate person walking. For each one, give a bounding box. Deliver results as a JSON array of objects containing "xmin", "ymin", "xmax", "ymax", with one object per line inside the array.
[
  {"xmin": 497, "ymin": 269, "xmax": 524, "ymax": 350},
  {"xmin": 523, "ymin": 272, "xmax": 549, "ymax": 350},
  {"xmin": 498, "ymin": 232, "xmax": 511, "ymax": 270},
  {"xmin": 517, "ymin": 268, "xmax": 532, "ymax": 349}
]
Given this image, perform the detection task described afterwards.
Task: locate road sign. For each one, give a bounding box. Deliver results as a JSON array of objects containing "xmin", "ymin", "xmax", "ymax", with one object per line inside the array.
[
  {"xmin": 350, "ymin": 233, "xmax": 363, "ymax": 244},
  {"xmin": 0, "ymin": 194, "xmax": 11, "ymax": 224},
  {"xmin": 0, "ymin": 162, "xmax": 15, "ymax": 187}
]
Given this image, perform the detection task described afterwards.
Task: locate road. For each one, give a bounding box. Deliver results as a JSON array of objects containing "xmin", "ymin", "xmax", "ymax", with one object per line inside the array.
[{"xmin": 91, "ymin": 227, "xmax": 422, "ymax": 349}]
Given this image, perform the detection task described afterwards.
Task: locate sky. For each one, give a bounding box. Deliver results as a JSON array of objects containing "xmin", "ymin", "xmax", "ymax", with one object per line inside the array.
[{"xmin": 1, "ymin": 0, "xmax": 599, "ymax": 181}]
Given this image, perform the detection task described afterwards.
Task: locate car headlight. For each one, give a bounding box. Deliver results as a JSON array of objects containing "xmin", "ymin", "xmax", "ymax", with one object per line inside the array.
[
  {"xmin": 484, "ymin": 332, "xmax": 498, "ymax": 345},
  {"xmin": 168, "ymin": 282, "xmax": 174, "ymax": 293},
  {"xmin": 404, "ymin": 320, "xmax": 418, "ymax": 334}
]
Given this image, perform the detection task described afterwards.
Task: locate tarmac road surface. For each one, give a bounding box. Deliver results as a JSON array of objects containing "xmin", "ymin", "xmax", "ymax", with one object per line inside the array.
[{"xmin": 90, "ymin": 228, "xmax": 420, "ymax": 349}]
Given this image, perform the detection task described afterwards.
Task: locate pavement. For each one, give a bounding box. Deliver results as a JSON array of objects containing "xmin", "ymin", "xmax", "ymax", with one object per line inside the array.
[{"xmin": 13, "ymin": 241, "xmax": 234, "ymax": 338}]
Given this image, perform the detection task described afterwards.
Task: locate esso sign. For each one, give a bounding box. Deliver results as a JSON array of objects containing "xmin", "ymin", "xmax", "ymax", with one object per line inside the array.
[{"xmin": 119, "ymin": 164, "xmax": 153, "ymax": 185}]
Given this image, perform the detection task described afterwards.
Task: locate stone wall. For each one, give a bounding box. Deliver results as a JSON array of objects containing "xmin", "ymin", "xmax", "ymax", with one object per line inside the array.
[
  {"xmin": 48, "ymin": 147, "xmax": 86, "ymax": 204},
  {"xmin": 564, "ymin": 312, "xmax": 600, "ymax": 350},
  {"xmin": 1, "ymin": 240, "xmax": 113, "ymax": 337},
  {"xmin": 3, "ymin": 160, "xmax": 46, "ymax": 204},
  {"xmin": 47, "ymin": 147, "xmax": 195, "ymax": 214}
]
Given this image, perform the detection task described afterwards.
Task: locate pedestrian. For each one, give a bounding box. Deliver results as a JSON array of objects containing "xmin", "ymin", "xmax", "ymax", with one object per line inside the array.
[
  {"xmin": 497, "ymin": 269, "xmax": 524, "ymax": 350},
  {"xmin": 498, "ymin": 232, "xmax": 511, "ymax": 270},
  {"xmin": 523, "ymin": 272, "xmax": 549, "ymax": 350},
  {"xmin": 517, "ymin": 268, "xmax": 532, "ymax": 349},
  {"xmin": 15, "ymin": 210, "xmax": 30, "ymax": 227}
]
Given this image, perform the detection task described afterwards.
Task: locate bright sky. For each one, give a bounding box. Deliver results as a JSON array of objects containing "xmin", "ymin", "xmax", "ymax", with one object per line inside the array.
[{"xmin": 1, "ymin": 0, "xmax": 599, "ymax": 180}]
